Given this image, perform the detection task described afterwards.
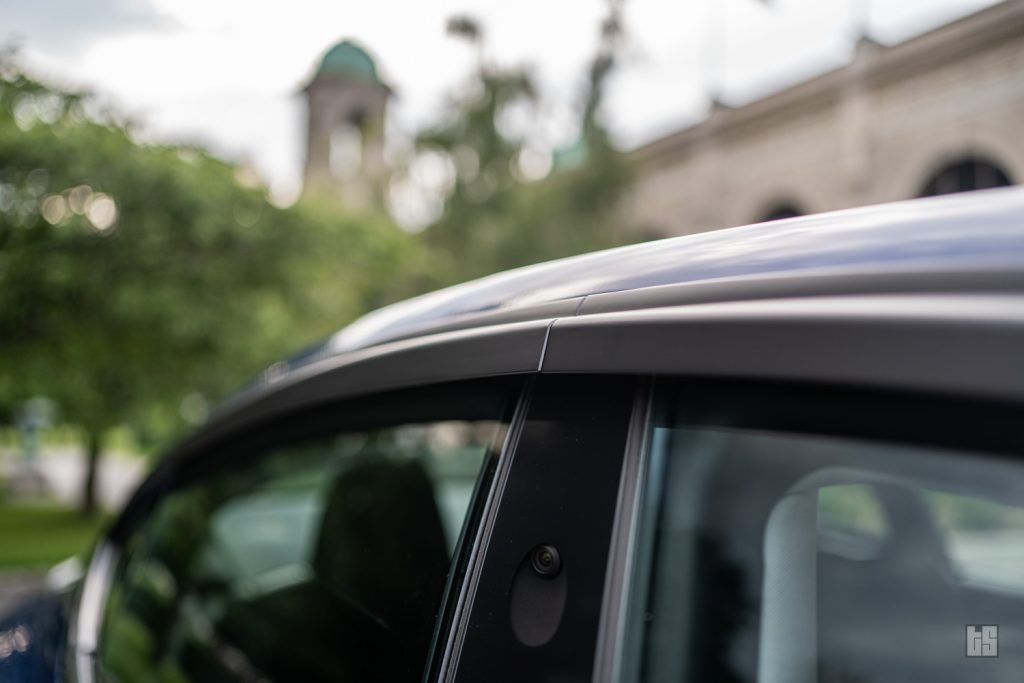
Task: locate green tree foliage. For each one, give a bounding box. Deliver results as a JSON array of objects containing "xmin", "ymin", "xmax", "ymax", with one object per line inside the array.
[
  {"xmin": 0, "ymin": 55, "xmax": 416, "ymax": 513},
  {"xmin": 416, "ymin": 2, "xmax": 632, "ymax": 285},
  {"xmin": 0, "ymin": 1, "xmax": 635, "ymax": 515}
]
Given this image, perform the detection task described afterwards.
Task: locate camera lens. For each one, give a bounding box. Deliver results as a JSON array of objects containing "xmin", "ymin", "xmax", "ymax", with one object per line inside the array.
[{"xmin": 530, "ymin": 544, "xmax": 561, "ymax": 578}]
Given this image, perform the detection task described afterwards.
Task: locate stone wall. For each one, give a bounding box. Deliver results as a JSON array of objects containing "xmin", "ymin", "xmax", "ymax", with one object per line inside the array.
[{"xmin": 624, "ymin": 0, "xmax": 1024, "ymax": 237}]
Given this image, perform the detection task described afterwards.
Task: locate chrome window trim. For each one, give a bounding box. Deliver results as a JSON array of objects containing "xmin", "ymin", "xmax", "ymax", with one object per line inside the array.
[{"xmin": 71, "ymin": 541, "xmax": 118, "ymax": 683}]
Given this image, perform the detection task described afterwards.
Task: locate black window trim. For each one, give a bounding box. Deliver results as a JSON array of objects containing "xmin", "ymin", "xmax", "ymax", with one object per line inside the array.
[
  {"xmin": 447, "ymin": 375, "xmax": 639, "ymax": 682},
  {"xmin": 543, "ymin": 293, "xmax": 1024, "ymax": 404},
  {"xmin": 186, "ymin": 318, "xmax": 552, "ymax": 461},
  {"xmin": 109, "ymin": 318, "xmax": 552, "ymax": 541},
  {"xmin": 430, "ymin": 376, "xmax": 535, "ymax": 682}
]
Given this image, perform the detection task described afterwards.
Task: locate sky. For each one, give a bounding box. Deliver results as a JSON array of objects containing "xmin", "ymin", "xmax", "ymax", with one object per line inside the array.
[{"xmin": 3, "ymin": 0, "xmax": 1004, "ymax": 206}]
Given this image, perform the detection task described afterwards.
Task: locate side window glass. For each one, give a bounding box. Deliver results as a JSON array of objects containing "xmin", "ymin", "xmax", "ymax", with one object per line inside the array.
[
  {"xmin": 623, "ymin": 389, "xmax": 1024, "ymax": 683},
  {"xmin": 98, "ymin": 413, "xmax": 508, "ymax": 683}
]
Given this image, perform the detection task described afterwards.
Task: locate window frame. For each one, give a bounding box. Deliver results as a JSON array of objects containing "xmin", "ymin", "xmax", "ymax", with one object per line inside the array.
[
  {"xmin": 69, "ymin": 317, "xmax": 551, "ymax": 683},
  {"xmin": 84, "ymin": 377, "xmax": 522, "ymax": 683},
  {"xmin": 446, "ymin": 375, "xmax": 641, "ymax": 683},
  {"xmin": 545, "ymin": 293, "xmax": 1024, "ymax": 683},
  {"xmin": 69, "ymin": 289, "xmax": 1024, "ymax": 683},
  {"xmin": 610, "ymin": 378, "xmax": 1024, "ymax": 683}
]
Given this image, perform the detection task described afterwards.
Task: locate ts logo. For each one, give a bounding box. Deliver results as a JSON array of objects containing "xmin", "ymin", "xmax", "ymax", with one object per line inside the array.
[{"xmin": 966, "ymin": 624, "xmax": 998, "ymax": 657}]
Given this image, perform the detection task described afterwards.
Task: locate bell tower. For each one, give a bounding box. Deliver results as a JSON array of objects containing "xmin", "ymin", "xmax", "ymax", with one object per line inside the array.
[{"xmin": 302, "ymin": 40, "xmax": 390, "ymax": 208}]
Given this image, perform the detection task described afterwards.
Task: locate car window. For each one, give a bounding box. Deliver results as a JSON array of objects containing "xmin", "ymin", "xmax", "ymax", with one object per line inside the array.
[
  {"xmin": 620, "ymin": 384, "xmax": 1024, "ymax": 683},
  {"xmin": 97, "ymin": 405, "xmax": 510, "ymax": 683}
]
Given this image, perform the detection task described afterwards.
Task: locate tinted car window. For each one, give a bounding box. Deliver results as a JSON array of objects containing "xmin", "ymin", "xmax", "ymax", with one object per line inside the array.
[
  {"xmin": 621, "ymin": 384, "xmax": 1024, "ymax": 683},
  {"xmin": 97, "ymin": 417, "xmax": 508, "ymax": 683}
]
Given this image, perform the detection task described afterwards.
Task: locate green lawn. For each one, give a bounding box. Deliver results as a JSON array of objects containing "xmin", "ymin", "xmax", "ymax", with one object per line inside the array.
[{"xmin": 0, "ymin": 502, "xmax": 108, "ymax": 569}]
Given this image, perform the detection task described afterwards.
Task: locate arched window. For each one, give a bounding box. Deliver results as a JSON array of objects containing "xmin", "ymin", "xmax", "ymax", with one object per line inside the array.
[
  {"xmin": 757, "ymin": 203, "xmax": 803, "ymax": 223},
  {"xmin": 919, "ymin": 158, "xmax": 1012, "ymax": 197}
]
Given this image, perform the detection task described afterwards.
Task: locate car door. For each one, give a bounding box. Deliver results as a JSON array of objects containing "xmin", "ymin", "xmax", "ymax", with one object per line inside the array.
[
  {"xmin": 62, "ymin": 317, "xmax": 554, "ymax": 683},
  {"xmin": 541, "ymin": 293, "xmax": 1024, "ymax": 683},
  {"xmin": 71, "ymin": 377, "xmax": 644, "ymax": 683},
  {"xmin": 614, "ymin": 379, "xmax": 1024, "ymax": 683}
]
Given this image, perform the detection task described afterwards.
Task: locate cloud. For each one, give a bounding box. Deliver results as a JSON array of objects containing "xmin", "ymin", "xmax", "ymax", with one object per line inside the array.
[
  {"xmin": 2, "ymin": 0, "xmax": 177, "ymax": 56},
  {"xmin": 4, "ymin": 0, "xmax": 1005, "ymax": 203}
]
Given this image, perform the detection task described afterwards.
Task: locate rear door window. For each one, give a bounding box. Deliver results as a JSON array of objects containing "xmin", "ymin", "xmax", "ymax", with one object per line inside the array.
[{"xmin": 619, "ymin": 382, "xmax": 1024, "ymax": 683}]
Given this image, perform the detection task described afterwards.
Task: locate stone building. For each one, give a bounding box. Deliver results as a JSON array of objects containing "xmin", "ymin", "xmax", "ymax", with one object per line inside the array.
[
  {"xmin": 302, "ymin": 40, "xmax": 390, "ymax": 209},
  {"xmin": 624, "ymin": 0, "xmax": 1024, "ymax": 238}
]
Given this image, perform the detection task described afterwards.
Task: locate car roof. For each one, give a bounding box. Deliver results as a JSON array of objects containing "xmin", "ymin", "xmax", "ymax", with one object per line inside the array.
[{"xmin": 267, "ymin": 187, "xmax": 1024, "ymax": 381}]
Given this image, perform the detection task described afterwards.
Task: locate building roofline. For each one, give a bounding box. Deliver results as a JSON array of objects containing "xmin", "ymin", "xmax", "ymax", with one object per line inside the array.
[{"xmin": 631, "ymin": 0, "xmax": 1024, "ymax": 170}]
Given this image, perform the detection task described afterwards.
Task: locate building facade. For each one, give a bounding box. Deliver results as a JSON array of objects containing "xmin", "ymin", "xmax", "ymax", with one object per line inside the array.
[{"xmin": 624, "ymin": 0, "xmax": 1024, "ymax": 237}]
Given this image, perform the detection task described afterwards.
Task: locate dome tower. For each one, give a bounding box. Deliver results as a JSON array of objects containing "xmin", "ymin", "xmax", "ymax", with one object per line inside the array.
[{"xmin": 302, "ymin": 40, "xmax": 390, "ymax": 208}]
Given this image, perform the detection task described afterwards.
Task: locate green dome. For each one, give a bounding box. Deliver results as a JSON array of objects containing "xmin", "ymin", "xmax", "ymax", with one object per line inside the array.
[{"xmin": 317, "ymin": 40, "xmax": 380, "ymax": 83}]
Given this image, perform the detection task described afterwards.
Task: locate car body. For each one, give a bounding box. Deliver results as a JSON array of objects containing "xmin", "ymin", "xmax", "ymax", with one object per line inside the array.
[{"xmin": 4, "ymin": 187, "xmax": 1024, "ymax": 683}]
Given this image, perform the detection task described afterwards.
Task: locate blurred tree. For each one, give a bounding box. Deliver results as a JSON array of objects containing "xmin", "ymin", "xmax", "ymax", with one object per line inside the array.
[
  {"xmin": 0, "ymin": 0, "xmax": 634, "ymax": 513},
  {"xmin": 415, "ymin": 1, "xmax": 632, "ymax": 285},
  {"xmin": 0, "ymin": 54, "xmax": 417, "ymax": 514}
]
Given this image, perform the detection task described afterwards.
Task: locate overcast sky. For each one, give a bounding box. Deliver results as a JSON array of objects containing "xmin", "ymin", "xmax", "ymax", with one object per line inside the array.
[{"xmin": 4, "ymin": 0, "xmax": 1003, "ymax": 204}]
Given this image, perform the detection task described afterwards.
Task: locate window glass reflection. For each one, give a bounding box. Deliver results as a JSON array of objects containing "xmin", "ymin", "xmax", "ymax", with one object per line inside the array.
[
  {"xmin": 629, "ymin": 421, "xmax": 1024, "ymax": 683},
  {"xmin": 99, "ymin": 419, "xmax": 506, "ymax": 683}
]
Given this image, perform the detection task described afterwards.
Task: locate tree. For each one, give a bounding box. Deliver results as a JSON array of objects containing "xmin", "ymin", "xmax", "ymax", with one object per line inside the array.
[
  {"xmin": 414, "ymin": 1, "xmax": 633, "ymax": 286},
  {"xmin": 0, "ymin": 55, "xmax": 416, "ymax": 514}
]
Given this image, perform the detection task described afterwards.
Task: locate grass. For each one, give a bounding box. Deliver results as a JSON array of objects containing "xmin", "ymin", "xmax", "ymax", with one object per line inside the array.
[{"xmin": 0, "ymin": 501, "xmax": 109, "ymax": 570}]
